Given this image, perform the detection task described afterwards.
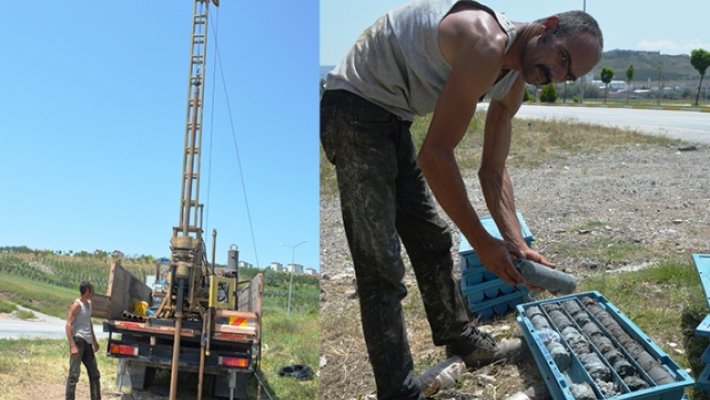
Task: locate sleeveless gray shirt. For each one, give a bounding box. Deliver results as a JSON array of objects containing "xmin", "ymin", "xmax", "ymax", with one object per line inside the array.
[
  {"xmin": 326, "ymin": 0, "xmax": 519, "ymax": 121},
  {"xmin": 72, "ymin": 299, "xmax": 94, "ymax": 343}
]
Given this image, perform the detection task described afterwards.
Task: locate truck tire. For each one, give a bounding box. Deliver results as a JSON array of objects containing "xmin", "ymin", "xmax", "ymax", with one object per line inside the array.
[{"xmin": 278, "ymin": 364, "xmax": 313, "ymax": 381}]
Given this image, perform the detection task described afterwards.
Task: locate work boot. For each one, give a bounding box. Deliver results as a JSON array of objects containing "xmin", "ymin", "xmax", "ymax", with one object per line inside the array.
[{"xmin": 445, "ymin": 324, "xmax": 524, "ymax": 367}]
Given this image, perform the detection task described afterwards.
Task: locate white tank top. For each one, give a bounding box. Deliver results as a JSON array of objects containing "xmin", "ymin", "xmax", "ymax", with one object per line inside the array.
[
  {"xmin": 72, "ymin": 299, "xmax": 94, "ymax": 343},
  {"xmin": 326, "ymin": 0, "xmax": 519, "ymax": 121}
]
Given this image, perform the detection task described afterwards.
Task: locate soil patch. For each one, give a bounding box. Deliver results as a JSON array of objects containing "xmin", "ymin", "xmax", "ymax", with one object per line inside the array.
[{"xmin": 320, "ymin": 144, "xmax": 710, "ymax": 399}]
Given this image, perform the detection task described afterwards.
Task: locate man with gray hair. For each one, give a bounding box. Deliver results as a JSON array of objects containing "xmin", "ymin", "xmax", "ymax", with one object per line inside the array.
[
  {"xmin": 65, "ymin": 280, "xmax": 101, "ymax": 400},
  {"xmin": 321, "ymin": 1, "xmax": 603, "ymax": 398}
]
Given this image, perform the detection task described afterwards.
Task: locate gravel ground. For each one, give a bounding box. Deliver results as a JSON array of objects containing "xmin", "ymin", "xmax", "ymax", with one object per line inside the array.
[{"xmin": 319, "ymin": 143, "xmax": 710, "ymax": 399}]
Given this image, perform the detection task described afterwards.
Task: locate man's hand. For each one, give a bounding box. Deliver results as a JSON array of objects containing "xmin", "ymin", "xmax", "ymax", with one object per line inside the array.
[
  {"xmin": 516, "ymin": 247, "xmax": 556, "ymax": 292},
  {"xmin": 520, "ymin": 247, "xmax": 556, "ymax": 268},
  {"xmin": 70, "ymin": 343, "xmax": 78, "ymax": 357},
  {"xmin": 475, "ymin": 235, "xmax": 524, "ymax": 285},
  {"xmin": 93, "ymin": 341, "xmax": 99, "ymax": 353}
]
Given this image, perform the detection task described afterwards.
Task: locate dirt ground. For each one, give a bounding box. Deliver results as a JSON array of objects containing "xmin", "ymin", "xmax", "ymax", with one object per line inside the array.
[
  {"xmin": 5, "ymin": 373, "xmax": 238, "ymax": 400},
  {"xmin": 0, "ymin": 309, "xmax": 235, "ymax": 400},
  {"xmin": 15, "ymin": 383, "xmax": 154, "ymax": 400},
  {"xmin": 319, "ymin": 143, "xmax": 710, "ymax": 399}
]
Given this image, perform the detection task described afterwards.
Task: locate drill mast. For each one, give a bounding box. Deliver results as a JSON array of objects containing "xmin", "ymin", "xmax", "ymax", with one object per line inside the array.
[{"xmin": 157, "ymin": 0, "xmax": 218, "ymax": 321}]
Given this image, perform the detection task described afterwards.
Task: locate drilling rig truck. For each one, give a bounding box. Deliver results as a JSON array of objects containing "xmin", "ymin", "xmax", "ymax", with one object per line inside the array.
[{"xmin": 91, "ymin": 1, "xmax": 264, "ymax": 399}]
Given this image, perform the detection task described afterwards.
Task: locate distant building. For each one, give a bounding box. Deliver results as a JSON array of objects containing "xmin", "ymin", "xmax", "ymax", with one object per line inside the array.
[
  {"xmin": 270, "ymin": 261, "xmax": 283, "ymax": 272},
  {"xmin": 305, "ymin": 268, "xmax": 317, "ymax": 276},
  {"xmin": 592, "ymin": 79, "xmax": 628, "ymax": 91},
  {"xmin": 238, "ymin": 261, "xmax": 253, "ymax": 269},
  {"xmin": 286, "ymin": 263, "xmax": 304, "ymax": 274}
]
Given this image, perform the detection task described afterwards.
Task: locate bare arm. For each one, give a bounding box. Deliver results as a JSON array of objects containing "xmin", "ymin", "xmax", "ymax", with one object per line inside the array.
[
  {"xmin": 419, "ymin": 9, "xmax": 525, "ymax": 285},
  {"xmin": 480, "ymin": 80, "xmax": 526, "ymax": 248},
  {"xmin": 65, "ymin": 302, "xmax": 80, "ymax": 355},
  {"xmin": 480, "ymin": 80, "xmax": 554, "ymax": 266}
]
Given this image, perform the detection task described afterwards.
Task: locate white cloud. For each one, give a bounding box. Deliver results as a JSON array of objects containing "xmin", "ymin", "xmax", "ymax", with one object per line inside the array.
[{"xmin": 637, "ymin": 39, "xmax": 710, "ymax": 55}]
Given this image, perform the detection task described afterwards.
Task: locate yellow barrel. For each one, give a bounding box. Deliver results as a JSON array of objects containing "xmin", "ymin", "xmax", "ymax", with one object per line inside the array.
[{"xmin": 133, "ymin": 301, "xmax": 149, "ymax": 317}]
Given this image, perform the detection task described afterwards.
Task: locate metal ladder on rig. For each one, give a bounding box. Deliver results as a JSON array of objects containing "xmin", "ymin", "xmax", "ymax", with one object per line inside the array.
[
  {"xmin": 176, "ymin": 0, "xmax": 210, "ymax": 245},
  {"xmin": 163, "ymin": 2, "xmax": 219, "ymax": 400}
]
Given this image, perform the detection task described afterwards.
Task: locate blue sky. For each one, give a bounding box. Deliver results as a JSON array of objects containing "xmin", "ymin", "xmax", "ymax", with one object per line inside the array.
[
  {"xmin": 321, "ymin": 0, "xmax": 710, "ymax": 66},
  {"xmin": 2, "ymin": 1, "xmax": 319, "ymax": 270}
]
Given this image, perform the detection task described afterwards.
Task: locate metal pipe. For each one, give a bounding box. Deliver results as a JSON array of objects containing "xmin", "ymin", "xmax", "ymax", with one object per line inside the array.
[
  {"xmin": 197, "ymin": 311, "xmax": 208, "ymax": 400},
  {"xmin": 205, "ymin": 308, "xmax": 212, "ymax": 355},
  {"xmin": 211, "ymin": 229, "xmax": 217, "ymax": 275},
  {"xmin": 169, "ymin": 278, "xmax": 186, "ymax": 400}
]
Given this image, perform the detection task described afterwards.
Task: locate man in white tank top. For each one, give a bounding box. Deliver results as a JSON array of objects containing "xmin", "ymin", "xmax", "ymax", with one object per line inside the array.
[
  {"xmin": 322, "ymin": 1, "xmax": 603, "ymax": 398},
  {"xmin": 65, "ymin": 280, "xmax": 101, "ymax": 400}
]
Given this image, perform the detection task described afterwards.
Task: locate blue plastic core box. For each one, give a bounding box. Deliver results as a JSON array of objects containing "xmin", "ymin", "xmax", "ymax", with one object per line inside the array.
[
  {"xmin": 458, "ymin": 212, "xmax": 533, "ymax": 319},
  {"xmin": 690, "ymin": 254, "xmax": 710, "ymax": 393},
  {"xmin": 517, "ymin": 291, "xmax": 694, "ymax": 400}
]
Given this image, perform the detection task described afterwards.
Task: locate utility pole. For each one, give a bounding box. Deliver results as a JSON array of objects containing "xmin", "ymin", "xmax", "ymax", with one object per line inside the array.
[
  {"xmin": 579, "ymin": 0, "xmax": 587, "ymax": 104},
  {"xmin": 283, "ymin": 240, "xmax": 308, "ymax": 315}
]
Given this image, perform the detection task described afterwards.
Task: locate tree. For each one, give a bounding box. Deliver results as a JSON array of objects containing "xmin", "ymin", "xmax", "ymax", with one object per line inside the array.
[
  {"xmin": 600, "ymin": 67, "xmax": 615, "ymax": 104},
  {"xmin": 625, "ymin": 64, "xmax": 634, "ymax": 104},
  {"xmin": 523, "ymin": 85, "xmax": 532, "ymax": 102},
  {"xmin": 690, "ymin": 48, "xmax": 710, "ymax": 106},
  {"xmin": 539, "ymin": 83, "xmax": 557, "ymax": 103}
]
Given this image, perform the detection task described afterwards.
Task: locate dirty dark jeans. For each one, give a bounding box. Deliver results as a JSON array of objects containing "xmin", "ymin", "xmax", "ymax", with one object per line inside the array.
[
  {"xmin": 66, "ymin": 337, "xmax": 101, "ymax": 400},
  {"xmin": 321, "ymin": 90, "xmax": 471, "ymax": 400}
]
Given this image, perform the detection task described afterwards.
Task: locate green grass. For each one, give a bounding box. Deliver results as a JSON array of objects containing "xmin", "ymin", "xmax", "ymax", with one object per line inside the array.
[
  {"xmin": 0, "ymin": 299, "xmax": 16, "ymax": 313},
  {"xmin": 575, "ymin": 220, "xmax": 605, "ymax": 231},
  {"xmin": 14, "ymin": 310, "xmax": 35, "ymax": 320},
  {"xmin": 260, "ymin": 307, "xmax": 320, "ymax": 400},
  {"xmin": 553, "ymin": 236, "xmax": 667, "ymax": 266},
  {"xmin": 0, "ymin": 251, "xmax": 155, "ymax": 297},
  {"xmin": 564, "ymin": 98, "xmax": 710, "ymax": 110},
  {"xmin": 0, "ymin": 337, "xmax": 121, "ymax": 400},
  {"xmin": 257, "ymin": 271, "xmax": 320, "ymax": 399},
  {"xmin": 0, "ymin": 274, "xmax": 77, "ymax": 318}
]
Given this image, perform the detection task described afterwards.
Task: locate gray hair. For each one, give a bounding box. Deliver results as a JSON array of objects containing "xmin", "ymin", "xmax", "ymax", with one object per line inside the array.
[{"xmin": 538, "ymin": 11, "xmax": 604, "ymax": 49}]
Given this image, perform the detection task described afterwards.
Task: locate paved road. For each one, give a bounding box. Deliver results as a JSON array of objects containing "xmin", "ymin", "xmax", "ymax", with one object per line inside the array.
[
  {"xmin": 0, "ymin": 306, "xmax": 108, "ymax": 340},
  {"xmin": 0, "ymin": 318, "xmax": 68, "ymax": 340},
  {"xmin": 479, "ymin": 103, "xmax": 710, "ymax": 144}
]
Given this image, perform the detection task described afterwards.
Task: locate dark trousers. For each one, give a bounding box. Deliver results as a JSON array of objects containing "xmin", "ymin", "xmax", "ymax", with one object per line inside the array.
[
  {"xmin": 66, "ymin": 337, "xmax": 101, "ymax": 400},
  {"xmin": 321, "ymin": 90, "xmax": 471, "ymax": 400}
]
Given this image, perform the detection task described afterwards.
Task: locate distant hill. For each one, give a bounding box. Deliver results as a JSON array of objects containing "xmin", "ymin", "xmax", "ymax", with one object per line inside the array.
[
  {"xmin": 320, "ymin": 50, "xmax": 703, "ymax": 88},
  {"xmin": 592, "ymin": 50, "xmax": 699, "ymax": 85}
]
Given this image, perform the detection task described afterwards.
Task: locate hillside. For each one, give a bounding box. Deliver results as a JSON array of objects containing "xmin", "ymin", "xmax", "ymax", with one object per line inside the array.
[
  {"xmin": 0, "ymin": 247, "xmax": 320, "ymax": 318},
  {"xmin": 593, "ymin": 49, "xmax": 699, "ymax": 85}
]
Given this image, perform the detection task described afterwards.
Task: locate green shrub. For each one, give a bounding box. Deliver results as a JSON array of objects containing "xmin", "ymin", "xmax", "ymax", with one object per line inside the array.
[
  {"xmin": 523, "ymin": 86, "xmax": 532, "ymax": 102},
  {"xmin": 540, "ymin": 83, "xmax": 558, "ymax": 103},
  {"xmin": 15, "ymin": 310, "xmax": 35, "ymax": 320},
  {"xmin": 0, "ymin": 299, "xmax": 16, "ymax": 313}
]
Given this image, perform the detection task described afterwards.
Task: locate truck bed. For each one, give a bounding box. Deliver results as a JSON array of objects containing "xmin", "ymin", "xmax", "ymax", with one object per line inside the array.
[{"xmin": 97, "ymin": 262, "xmax": 264, "ymax": 378}]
